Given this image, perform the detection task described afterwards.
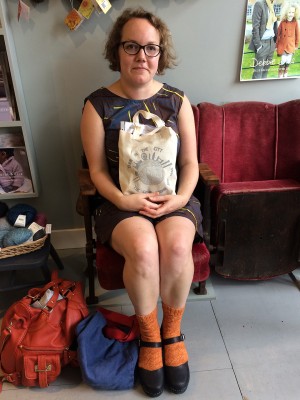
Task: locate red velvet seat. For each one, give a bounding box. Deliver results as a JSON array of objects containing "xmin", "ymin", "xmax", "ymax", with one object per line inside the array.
[
  {"xmin": 96, "ymin": 241, "xmax": 210, "ymax": 291},
  {"xmin": 197, "ymin": 100, "xmax": 300, "ymax": 280}
]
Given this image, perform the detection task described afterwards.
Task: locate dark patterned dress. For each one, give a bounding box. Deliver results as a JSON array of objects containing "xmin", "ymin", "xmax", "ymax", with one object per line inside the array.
[{"xmin": 84, "ymin": 83, "xmax": 203, "ymax": 243}]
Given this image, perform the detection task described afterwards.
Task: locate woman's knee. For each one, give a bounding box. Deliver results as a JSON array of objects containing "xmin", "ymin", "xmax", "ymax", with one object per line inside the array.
[
  {"xmin": 160, "ymin": 238, "xmax": 193, "ymax": 278},
  {"xmin": 131, "ymin": 237, "xmax": 158, "ymax": 262},
  {"xmin": 124, "ymin": 236, "xmax": 159, "ymax": 277},
  {"xmin": 165, "ymin": 236, "xmax": 192, "ymax": 261}
]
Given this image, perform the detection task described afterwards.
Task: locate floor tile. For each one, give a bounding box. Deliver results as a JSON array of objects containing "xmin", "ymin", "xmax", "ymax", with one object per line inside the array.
[
  {"xmin": 181, "ymin": 301, "xmax": 232, "ymax": 372},
  {"xmin": 234, "ymin": 360, "xmax": 300, "ymax": 400},
  {"xmin": 211, "ymin": 273, "xmax": 300, "ymax": 368},
  {"xmin": 188, "ymin": 369, "xmax": 242, "ymax": 400}
]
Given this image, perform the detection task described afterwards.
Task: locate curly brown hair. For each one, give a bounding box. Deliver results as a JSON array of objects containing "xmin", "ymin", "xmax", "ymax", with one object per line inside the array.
[{"xmin": 104, "ymin": 8, "xmax": 177, "ymax": 75}]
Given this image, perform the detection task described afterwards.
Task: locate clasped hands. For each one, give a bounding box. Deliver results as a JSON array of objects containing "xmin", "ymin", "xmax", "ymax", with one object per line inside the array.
[{"xmin": 120, "ymin": 192, "xmax": 187, "ymax": 218}]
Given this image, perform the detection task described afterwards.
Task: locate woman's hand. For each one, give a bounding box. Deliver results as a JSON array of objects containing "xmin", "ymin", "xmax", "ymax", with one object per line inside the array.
[
  {"xmin": 139, "ymin": 193, "xmax": 188, "ymax": 218},
  {"xmin": 117, "ymin": 192, "xmax": 163, "ymax": 212}
]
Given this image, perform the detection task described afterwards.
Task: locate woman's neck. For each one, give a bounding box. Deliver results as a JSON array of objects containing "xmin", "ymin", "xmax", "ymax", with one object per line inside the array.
[{"xmin": 108, "ymin": 79, "xmax": 163, "ymax": 100}]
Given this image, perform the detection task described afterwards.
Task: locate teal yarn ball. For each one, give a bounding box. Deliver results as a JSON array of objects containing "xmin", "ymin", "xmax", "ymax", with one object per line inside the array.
[
  {"xmin": 2, "ymin": 228, "xmax": 32, "ymax": 248},
  {"xmin": 0, "ymin": 218, "xmax": 11, "ymax": 230},
  {"xmin": 0, "ymin": 228, "xmax": 12, "ymax": 247}
]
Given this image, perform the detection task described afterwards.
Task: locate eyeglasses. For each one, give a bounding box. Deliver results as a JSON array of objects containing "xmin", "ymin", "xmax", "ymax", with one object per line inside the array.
[{"xmin": 120, "ymin": 41, "xmax": 161, "ymax": 57}]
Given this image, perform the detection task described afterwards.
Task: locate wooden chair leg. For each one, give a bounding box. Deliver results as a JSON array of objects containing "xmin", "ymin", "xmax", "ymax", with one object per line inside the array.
[
  {"xmin": 79, "ymin": 193, "xmax": 98, "ymax": 305},
  {"xmin": 289, "ymin": 272, "xmax": 300, "ymax": 291},
  {"xmin": 85, "ymin": 239, "xmax": 98, "ymax": 305},
  {"xmin": 193, "ymin": 280, "xmax": 207, "ymax": 295}
]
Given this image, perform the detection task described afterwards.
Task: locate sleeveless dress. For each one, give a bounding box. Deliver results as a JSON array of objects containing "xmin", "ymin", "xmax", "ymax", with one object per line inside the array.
[{"xmin": 84, "ymin": 83, "xmax": 203, "ymax": 243}]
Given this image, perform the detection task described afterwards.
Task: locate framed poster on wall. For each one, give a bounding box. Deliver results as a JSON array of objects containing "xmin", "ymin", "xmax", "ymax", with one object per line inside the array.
[
  {"xmin": 240, "ymin": 0, "xmax": 300, "ymax": 81},
  {"xmin": 0, "ymin": 133, "xmax": 33, "ymax": 195}
]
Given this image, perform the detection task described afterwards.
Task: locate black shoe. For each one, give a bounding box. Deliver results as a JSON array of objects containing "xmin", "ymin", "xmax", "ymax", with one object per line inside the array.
[
  {"xmin": 163, "ymin": 334, "xmax": 190, "ymax": 394},
  {"xmin": 138, "ymin": 340, "xmax": 164, "ymax": 397}
]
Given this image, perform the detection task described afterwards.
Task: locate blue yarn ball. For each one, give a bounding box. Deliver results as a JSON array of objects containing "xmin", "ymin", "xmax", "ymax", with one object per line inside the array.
[
  {"xmin": 2, "ymin": 228, "xmax": 32, "ymax": 247},
  {"xmin": 0, "ymin": 218, "xmax": 11, "ymax": 230},
  {"xmin": 0, "ymin": 228, "xmax": 12, "ymax": 247},
  {"xmin": 6, "ymin": 204, "xmax": 37, "ymax": 227}
]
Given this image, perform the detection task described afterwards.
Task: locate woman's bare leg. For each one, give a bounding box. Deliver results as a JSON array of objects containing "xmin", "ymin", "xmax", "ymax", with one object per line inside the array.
[
  {"xmin": 155, "ymin": 216, "xmax": 195, "ymax": 308},
  {"xmin": 110, "ymin": 216, "xmax": 160, "ymax": 315}
]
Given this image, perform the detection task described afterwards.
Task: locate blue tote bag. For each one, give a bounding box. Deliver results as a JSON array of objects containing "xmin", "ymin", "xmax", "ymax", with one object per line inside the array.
[{"xmin": 76, "ymin": 309, "xmax": 139, "ymax": 390}]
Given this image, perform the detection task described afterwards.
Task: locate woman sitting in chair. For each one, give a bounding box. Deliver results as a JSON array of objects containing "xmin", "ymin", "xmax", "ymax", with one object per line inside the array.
[{"xmin": 80, "ymin": 7, "xmax": 203, "ymax": 397}]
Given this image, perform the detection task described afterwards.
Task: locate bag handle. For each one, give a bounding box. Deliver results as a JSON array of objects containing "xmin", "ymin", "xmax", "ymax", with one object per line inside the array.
[
  {"xmin": 132, "ymin": 110, "xmax": 165, "ymax": 129},
  {"xmin": 98, "ymin": 307, "xmax": 140, "ymax": 342},
  {"xmin": 27, "ymin": 271, "xmax": 75, "ymax": 310},
  {"xmin": 27, "ymin": 270, "xmax": 63, "ymax": 297}
]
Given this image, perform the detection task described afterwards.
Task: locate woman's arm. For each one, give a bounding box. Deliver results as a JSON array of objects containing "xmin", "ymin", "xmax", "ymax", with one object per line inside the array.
[
  {"xmin": 81, "ymin": 100, "xmax": 124, "ymax": 206},
  {"xmin": 176, "ymin": 94, "xmax": 199, "ymax": 203}
]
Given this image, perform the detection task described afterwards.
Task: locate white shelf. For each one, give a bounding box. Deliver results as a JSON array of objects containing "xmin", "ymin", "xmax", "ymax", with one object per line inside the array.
[
  {"xmin": 0, "ymin": 1, "xmax": 39, "ymax": 199},
  {"xmin": 0, "ymin": 121, "xmax": 22, "ymax": 128}
]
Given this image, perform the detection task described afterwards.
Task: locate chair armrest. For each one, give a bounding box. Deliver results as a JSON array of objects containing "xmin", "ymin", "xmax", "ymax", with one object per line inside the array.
[
  {"xmin": 199, "ymin": 163, "xmax": 220, "ymax": 186},
  {"xmin": 197, "ymin": 163, "xmax": 219, "ymax": 253},
  {"xmin": 78, "ymin": 168, "xmax": 97, "ymax": 196}
]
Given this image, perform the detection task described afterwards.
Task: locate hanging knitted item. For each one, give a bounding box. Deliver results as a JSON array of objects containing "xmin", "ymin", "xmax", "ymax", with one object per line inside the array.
[
  {"xmin": 92, "ymin": 0, "xmax": 111, "ymax": 14},
  {"xmin": 65, "ymin": 7, "xmax": 84, "ymax": 31},
  {"xmin": 78, "ymin": 0, "xmax": 94, "ymax": 19},
  {"xmin": 18, "ymin": 0, "xmax": 30, "ymax": 21}
]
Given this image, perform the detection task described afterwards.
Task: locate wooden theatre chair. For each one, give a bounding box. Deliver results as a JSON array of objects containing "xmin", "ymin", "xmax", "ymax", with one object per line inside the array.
[{"xmin": 77, "ymin": 106, "xmax": 214, "ymax": 304}]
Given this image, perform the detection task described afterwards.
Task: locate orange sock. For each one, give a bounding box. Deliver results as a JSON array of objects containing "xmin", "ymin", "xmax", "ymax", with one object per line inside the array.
[
  {"xmin": 136, "ymin": 307, "xmax": 163, "ymax": 371},
  {"xmin": 162, "ymin": 303, "xmax": 188, "ymax": 367}
]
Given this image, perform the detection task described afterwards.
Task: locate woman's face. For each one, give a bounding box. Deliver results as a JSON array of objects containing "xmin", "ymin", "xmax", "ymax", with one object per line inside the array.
[{"xmin": 118, "ymin": 18, "xmax": 161, "ymax": 87}]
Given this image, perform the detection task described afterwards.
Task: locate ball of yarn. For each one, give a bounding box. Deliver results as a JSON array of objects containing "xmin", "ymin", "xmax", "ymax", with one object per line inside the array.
[
  {"xmin": 0, "ymin": 202, "xmax": 8, "ymax": 218},
  {"xmin": 2, "ymin": 227, "xmax": 32, "ymax": 248},
  {"xmin": 0, "ymin": 228, "xmax": 12, "ymax": 247},
  {"xmin": 34, "ymin": 212, "xmax": 47, "ymax": 228},
  {"xmin": 0, "ymin": 217, "xmax": 12, "ymax": 230},
  {"xmin": 28, "ymin": 222, "xmax": 46, "ymax": 241},
  {"xmin": 6, "ymin": 204, "xmax": 37, "ymax": 227}
]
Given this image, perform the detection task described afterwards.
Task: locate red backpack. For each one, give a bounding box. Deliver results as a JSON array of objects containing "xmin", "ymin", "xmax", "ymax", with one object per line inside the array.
[{"xmin": 0, "ymin": 271, "xmax": 89, "ymax": 391}]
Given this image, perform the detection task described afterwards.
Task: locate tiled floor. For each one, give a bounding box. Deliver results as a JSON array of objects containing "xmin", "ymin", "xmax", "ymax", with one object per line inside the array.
[{"xmin": 1, "ymin": 248, "xmax": 300, "ymax": 400}]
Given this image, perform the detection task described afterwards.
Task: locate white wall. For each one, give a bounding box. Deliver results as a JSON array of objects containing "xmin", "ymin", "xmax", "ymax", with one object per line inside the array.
[{"xmin": 5, "ymin": 0, "xmax": 300, "ymax": 233}]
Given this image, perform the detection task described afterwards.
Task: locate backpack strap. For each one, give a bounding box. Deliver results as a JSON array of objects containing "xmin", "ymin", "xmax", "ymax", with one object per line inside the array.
[
  {"xmin": 35, "ymin": 355, "xmax": 51, "ymax": 388},
  {"xmin": 98, "ymin": 307, "xmax": 140, "ymax": 342},
  {"xmin": 0, "ymin": 372, "xmax": 20, "ymax": 393}
]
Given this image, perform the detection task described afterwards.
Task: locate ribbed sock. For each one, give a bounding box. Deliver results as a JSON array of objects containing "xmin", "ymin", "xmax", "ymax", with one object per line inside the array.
[
  {"xmin": 162, "ymin": 303, "xmax": 188, "ymax": 367},
  {"xmin": 136, "ymin": 307, "xmax": 163, "ymax": 371}
]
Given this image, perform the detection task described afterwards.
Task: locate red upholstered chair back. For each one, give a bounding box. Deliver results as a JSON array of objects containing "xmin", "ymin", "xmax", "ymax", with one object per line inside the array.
[
  {"xmin": 277, "ymin": 100, "xmax": 300, "ymax": 181},
  {"xmin": 192, "ymin": 104, "xmax": 200, "ymax": 160},
  {"xmin": 198, "ymin": 101, "xmax": 279, "ymax": 183},
  {"xmin": 196, "ymin": 99, "xmax": 300, "ymax": 280}
]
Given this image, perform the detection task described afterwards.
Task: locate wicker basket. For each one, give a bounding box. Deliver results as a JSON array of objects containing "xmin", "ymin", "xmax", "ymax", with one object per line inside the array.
[{"xmin": 0, "ymin": 235, "xmax": 48, "ymax": 260}]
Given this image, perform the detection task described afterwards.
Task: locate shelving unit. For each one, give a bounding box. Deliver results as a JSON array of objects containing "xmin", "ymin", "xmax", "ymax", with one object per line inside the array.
[{"xmin": 0, "ymin": 1, "xmax": 38, "ymax": 199}]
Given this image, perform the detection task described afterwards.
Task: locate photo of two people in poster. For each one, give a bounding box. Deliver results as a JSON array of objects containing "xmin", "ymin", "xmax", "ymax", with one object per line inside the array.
[{"xmin": 240, "ymin": 0, "xmax": 300, "ymax": 80}]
